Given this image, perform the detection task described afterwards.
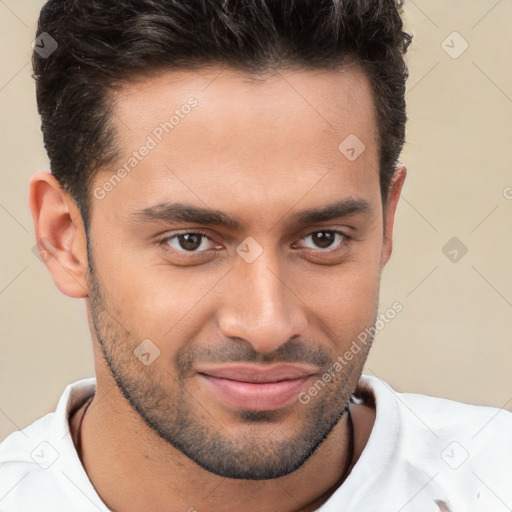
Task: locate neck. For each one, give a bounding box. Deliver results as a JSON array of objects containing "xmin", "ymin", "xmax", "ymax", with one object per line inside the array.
[{"xmin": 74, "ymin": 371, "xmax": 368, "ymax": 512}]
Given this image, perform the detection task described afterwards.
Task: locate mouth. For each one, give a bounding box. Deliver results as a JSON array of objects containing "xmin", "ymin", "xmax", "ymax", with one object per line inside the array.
[{"xmin": 196, "ymin": 364, "xmax": 318, "ymax": 411}]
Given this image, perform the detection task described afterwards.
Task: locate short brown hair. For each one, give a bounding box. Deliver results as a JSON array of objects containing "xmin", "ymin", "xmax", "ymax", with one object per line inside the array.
[{"xmin": 32, "ymin": 0, "xmax": 412, "ymax": 229}]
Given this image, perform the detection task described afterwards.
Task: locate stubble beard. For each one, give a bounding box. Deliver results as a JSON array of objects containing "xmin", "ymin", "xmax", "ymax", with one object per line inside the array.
[{"xmin": 86, "ymin": 258, "xmax": 369, "ymax": 480}]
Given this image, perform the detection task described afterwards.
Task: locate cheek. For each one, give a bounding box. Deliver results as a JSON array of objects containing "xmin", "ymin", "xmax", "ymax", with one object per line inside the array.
[
  {"xmin": 96, "ymin": 256, "xmax": 224, "ymax": 348},
  {"xmin": 305, "ymin": 270, "xmax": 379, "ymax": 335},
  {"xmin": 294, "ymin": 237, "xmax": 383, "ymax": 320}
]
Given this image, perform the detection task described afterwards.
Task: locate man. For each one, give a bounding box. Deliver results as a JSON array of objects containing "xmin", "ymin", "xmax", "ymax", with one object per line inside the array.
[{"xmin": 1, "ymin": 0, "xmax": 510, "ymax": 510}]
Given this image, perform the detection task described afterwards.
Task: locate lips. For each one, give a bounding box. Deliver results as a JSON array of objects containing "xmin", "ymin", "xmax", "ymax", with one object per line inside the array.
[{"xmin": 196, "ymin": 364, "xmax": 317, "ymax": 411}]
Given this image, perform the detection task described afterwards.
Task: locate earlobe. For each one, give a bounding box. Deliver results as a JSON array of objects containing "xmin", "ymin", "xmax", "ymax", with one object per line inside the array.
[
  {"xmin": 29, "ymin": 171, "xmax": 89, "ymax": 299},
  {"xmin": 381, "ymin": 163, "xmax": 407, "ymax": 268}
]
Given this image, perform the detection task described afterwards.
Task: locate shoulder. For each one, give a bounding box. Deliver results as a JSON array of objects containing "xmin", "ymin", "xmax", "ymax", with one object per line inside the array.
[
  {"xmin": 361, "ymin": 374, "xmax": 512, "ymax": 437},
  {"xmin": 0, "ymin": 413, "xmax": 59, "ymax": 510},
  {"xmin": 0, "ymin": 377, "xmax": 96, "ymax": 459},
  {"xmin": 0, "ymin": 411, "xmax": 55, "ymax": 468},
  {"xmin": 381, "ymin": 377, "xmax": 512, "ymax": 442},
  {"xmin": 358, "ymin": 375, "xmax": 512, "ymax": 508},
  {"xmin": 0, "ymin": 378, "xmax": 99, "ymax": 511}
]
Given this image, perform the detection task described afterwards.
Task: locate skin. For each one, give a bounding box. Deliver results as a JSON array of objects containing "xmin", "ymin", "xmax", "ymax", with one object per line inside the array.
[{"xmin": 29, "ymin": 64, "xmax": 406, "ymax": 511}]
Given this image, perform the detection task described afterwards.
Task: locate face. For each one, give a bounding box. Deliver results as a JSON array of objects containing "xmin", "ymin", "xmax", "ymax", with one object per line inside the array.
[{"xmin": 85, "ymin": 65, "xmax": 400, "ymax": 479}]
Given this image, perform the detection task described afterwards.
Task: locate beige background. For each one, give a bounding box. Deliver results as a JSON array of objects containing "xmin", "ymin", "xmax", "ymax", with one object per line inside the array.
[{"xmin": 1, "ymin": 1, "xmax": 511, "ymax": 442}]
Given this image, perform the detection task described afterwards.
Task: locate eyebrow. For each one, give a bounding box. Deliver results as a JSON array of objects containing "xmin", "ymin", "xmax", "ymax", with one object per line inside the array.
[{"xmin": 131, "ymin": 197, "xmax": 371, "ymax": 231}]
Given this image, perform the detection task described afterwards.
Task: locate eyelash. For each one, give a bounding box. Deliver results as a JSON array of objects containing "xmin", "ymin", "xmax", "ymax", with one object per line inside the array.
[{"xmin": 159, "ymin": 229, "xmax": 352, "ymax": 258}]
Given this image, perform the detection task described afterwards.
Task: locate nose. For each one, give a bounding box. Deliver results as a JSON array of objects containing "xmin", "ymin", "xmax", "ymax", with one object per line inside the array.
[{"xmin": 218, "ymin": 253, "xmax": 308, "ymax": 353}]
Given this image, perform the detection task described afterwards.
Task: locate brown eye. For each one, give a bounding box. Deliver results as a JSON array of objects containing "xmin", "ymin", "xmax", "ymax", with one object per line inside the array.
[
  {"xmin": 311, "ymin": 231, "xmax": 336, "ymax": 249},
  {"xmin": 163, "ymin": 232, "xmax": 213, "ymax": 253},
  {"xmin": 177, "ymin": 233, "xmax": 203, "ymax": 251},
  {"xmin": 300, "ymin": 230, "xmax": 347, "ymax": 250}
]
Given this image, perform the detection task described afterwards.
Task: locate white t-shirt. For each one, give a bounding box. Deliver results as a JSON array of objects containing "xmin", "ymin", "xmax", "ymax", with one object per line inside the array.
[{"xmin": 1, "ymin": 375, "xmax": 511, "ymax": 512}]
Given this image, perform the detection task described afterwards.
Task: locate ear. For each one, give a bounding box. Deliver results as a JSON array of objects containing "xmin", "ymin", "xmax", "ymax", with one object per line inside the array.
[
  {"xmin": 381, "ymin": 163, "xmax": 407, "ymax": 268},
  {"xmin": 29, "ymin": 171, "xmax": 89, "ymax": 298}
]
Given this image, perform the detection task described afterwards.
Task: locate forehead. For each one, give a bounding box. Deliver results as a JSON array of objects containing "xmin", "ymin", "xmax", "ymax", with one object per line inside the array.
[
  {"xmin": 111, "ymin": 64, "xmax": 377, "ymax": 147},
  {"xmin": 92, "ymin": 65, "xmax": 380, "ymax": 224}
]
